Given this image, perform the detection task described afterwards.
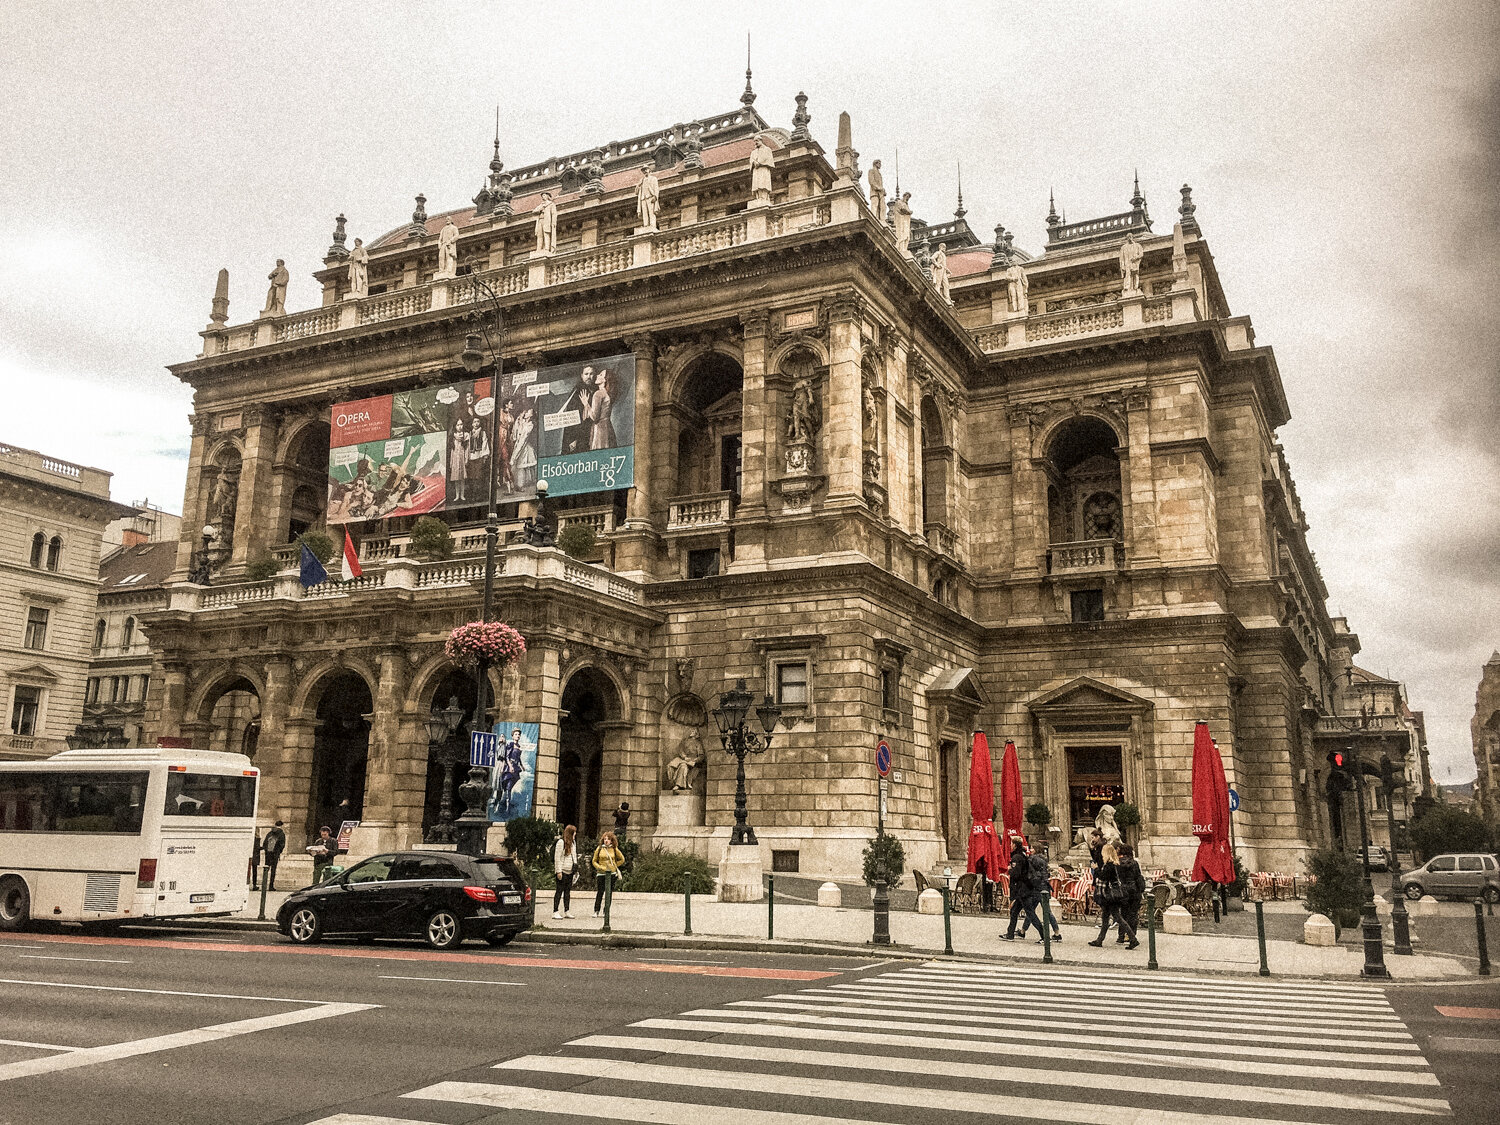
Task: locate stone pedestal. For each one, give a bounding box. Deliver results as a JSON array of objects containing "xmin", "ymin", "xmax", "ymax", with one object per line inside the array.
[
  {"xmin": 1304, "ymin": 913, "xmax": 1337, "ymax": 946},
  {"xmin": 1415, "ymin": 894, "xmax": 1440, "ymax": 916},
  {"xmin": 1163, "ymin": 904, "xmax": 1193, "ymax": 934},
  {"xmin": 658, "ymin": 788, "xmax": 705, "ymax": 827},
  {"xmin": 718, "ymin": 843, "xmax": 764, "ymax": 902},
  {"xmin": 818, "ymin": 882, "xmax": 843, "ymax": 908},
  {"xmin": 916, "ymin": 888, "xmax": 944, "ymax": 915}
]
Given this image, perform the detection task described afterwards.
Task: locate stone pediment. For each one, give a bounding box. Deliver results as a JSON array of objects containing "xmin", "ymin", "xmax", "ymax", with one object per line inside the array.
[
  {"xmin": 929, "ymin": 667, "xmax": 985, "ymax": 707},
  {"xmin": 10, "ymin": 663, "xmax": 57, "ymax": 683},
  {"xmin": 1029, "ymin": 676, "xmax": 1151, "ymax": 714}
]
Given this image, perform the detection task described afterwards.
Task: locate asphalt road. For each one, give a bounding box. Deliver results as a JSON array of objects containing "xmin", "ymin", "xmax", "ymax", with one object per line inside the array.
[{"xmin": 2, "ymin": 925, "xmax": 1497, "ymax": 1124}]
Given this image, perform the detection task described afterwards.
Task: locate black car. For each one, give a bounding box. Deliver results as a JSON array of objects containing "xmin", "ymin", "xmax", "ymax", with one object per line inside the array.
[{"xmin": 277, "ymin": 850, "xmax": 531, "ymax": 949}]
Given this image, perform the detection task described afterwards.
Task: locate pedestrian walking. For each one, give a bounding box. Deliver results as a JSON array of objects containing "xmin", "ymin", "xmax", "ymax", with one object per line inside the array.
[
  {"xmin": 552, "ymin": 824, "xmax": 578, "ymax": 919},
  {"xmin": 307, "ymin": 825, "xmax": 337, "ymax": 882},
  {"xmin": 1088, "ymin": 842, "xmax": 1128, "ymax": 947},
  {"xmin": 1001, "ymin": 837, "xmax": 1042, "ymax": 941},
  {"xmin": 261, "ymin": 820, "xmax": 286, "ymax": 890},
  {"xmin": 1114, "ymin": 843, "xmax": 1147, "ymax": 949},
  {"xmin": 1029, "ymin": 843, "xmax": 1062, "ymax": 943},
  {"xmin": 1087, "ymin": 828, "xmax": 1106, "ymax": 873},
  {"xmin": 249, "ymin": 828, "xmax": 262, "ymax": 889},
  {"xmin": 612, "ymin": 801, "xmax": 631, "ymax": 842},
  {"xmin": 592, "ymin": 830, "xmax": 625, "ymax": 917}
]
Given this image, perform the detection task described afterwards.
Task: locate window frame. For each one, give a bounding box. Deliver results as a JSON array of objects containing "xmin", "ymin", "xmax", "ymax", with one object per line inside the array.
[
  {"xmin": 45, "ymin": 535, "xmax": 62, "ymax": 571},
  {"xmin": 23, "ymin": 606, "xmax": 49, "ymax": 651},
  {"xmin": 11, "ymin": 685, "xmax": 42, "ymax": 736},
  {"xmin": 774, "ymin": 660, "xmax": 810, "ymax": 708},
  {"xmin": 29, "ymin": 532, "xmax": 44, "ymax": 568}
]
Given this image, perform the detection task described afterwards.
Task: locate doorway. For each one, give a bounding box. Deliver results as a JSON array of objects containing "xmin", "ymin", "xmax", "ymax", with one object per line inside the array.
[
  {"xmin": 309, "ymin": 672, "xmax": 373, "ymax": 839},
  {"xmin": 1066, "ymin": 745, "xmax": 1124, "ymax": 843}
]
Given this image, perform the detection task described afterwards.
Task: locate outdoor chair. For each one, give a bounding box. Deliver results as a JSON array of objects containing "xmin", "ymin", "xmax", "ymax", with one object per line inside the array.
[
  {"xmin": 953, "ymin": 872, "xmax": 981, "ymax": 913},
  {"xmin": 1149, "ymin": 882, "xmax": 1171, "ymax": 922},
  {"xmin": 913, "ymin": 870, "xmax": 930, "ymax": 895},
  {"xmin": 1062, "ymin": 877, "xmax": 1092, "ymax": 920}
]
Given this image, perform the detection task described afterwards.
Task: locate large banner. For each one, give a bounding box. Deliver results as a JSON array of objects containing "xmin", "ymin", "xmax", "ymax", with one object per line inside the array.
[
  {"xmin": 487, "ymin": 721, "xmax": 539, "ymax": 824},
  {"xmin": 326, "ymin": 353, "xmax": 636, "ymax": 524}
]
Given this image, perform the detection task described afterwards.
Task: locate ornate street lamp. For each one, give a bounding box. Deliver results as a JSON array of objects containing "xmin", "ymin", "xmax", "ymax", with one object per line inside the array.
[
  {"xmin": 1377, "ymin": 753, "xmax": 1414, "ymax": 956},
  {"xmin": 424, "ymin": 696, "xmax": 467, "ymax": 845},
  {"xmin": 711, "ymin": 678, "xmax": 781, "ymax": 846},
  {"xmin": 188, "ymin": 524, "xmax": 219, "ymax": 585}
]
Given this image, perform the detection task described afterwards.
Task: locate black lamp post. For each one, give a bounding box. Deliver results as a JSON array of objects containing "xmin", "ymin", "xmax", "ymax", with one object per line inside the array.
[
  {"xmin": 1378, "ymin": 754, "xmax": 1414, "ymax": 955},
  {"xmin": 1345, "ymin": 742, "xmax": 1390, "ymax": 978},
  {"xmin": 711, "ymin": 678, "xmax": 781, "ymax": 846},
  {"xmin": 424, "ymin": 696, "xmax": 467, "ymax": 845}
]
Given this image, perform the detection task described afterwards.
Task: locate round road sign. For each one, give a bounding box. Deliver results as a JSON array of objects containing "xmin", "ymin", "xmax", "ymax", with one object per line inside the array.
[
  {"xmin": 876, "ymin": 740, "xmax": 892, "ymax": 777},
  {"xmin": 1228, "ymin": 788, "xmax": 1240, "ymax": 813}
]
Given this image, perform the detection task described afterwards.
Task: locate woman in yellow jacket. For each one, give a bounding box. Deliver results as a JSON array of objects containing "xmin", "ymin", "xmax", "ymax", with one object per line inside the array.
[{"xmin": 591, "ymin": 831, "xmax": 624, "ymax": 918}]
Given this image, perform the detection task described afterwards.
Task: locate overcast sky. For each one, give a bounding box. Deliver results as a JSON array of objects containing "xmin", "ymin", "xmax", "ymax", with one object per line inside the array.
[{"xmin": 2, "ymin": 2, "xmax": 1495, "ymax": 783}]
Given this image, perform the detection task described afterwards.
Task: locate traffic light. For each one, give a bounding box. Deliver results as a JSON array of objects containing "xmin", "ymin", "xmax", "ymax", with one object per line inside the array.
[{"xmin": 1325, "ymin": 750, "xmax": 1350, "ymax": 791}]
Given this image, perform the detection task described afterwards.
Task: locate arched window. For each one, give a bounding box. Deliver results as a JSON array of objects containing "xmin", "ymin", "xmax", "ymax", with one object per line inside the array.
[
  {"xmin": 46, "ymin": 536, "xmax": 62, "ymax": 571},
  {"xmin": 30, "ymin": 532, "xmax": 44, "ymax": 568},
  {"xmin": 122, "ymin": 617, "xmax": 136, "ymax": 650},
  {"xmin": 94, "ymin": 619, "xmax": 107, "ymax": 653}
]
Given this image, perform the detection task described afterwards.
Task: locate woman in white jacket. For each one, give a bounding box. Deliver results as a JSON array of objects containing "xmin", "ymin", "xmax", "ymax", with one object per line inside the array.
[{"xmin": 552, "ymin": 824, "xmax": 578, "ymax": 919}]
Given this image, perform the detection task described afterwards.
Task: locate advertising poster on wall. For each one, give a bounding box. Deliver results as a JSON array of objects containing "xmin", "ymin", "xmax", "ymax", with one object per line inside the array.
[
  {"xmin": 326, "ymin": 353, "xmax": 636, "ymax": 523},
  {"xmin": 487, "ymin": 721, "xmax": 539, "ymax": 824}
]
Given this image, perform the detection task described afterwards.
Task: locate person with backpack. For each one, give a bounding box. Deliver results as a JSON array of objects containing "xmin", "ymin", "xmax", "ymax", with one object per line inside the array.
[
  {"xmin": 591, "ymin": 831, "xmax": 625, "ymax": 918},
  {"xmin": 1114, "ymin": 843, "xmax": 1147, "ymax": 948},
  {"xmin": 1088, "ymin": 842, "xmax": 1128, "ymax": 947},
  {"xmin": 1001, "ymin": 836, "xmax": 1042, "ymax": 941},
  {"xmin": 552, "ymin": 824, "xmax": 578, "ymax": 919},
  {"xmin": 261, "ymin": 820, "xmax": 286, "ymax": 891},
  {"xmin": 1028, "ymin": 844, "xmax": 1062, "ymax": 943}
]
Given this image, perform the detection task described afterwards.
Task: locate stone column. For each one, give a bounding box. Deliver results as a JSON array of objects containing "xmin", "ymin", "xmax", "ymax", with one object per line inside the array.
[
  {"xmin": 172, "ymin": 416, "xmax": 212, "ymax": 579},
  {"xmin": 623, "ymin": 334, "xmax": 657, "ymax": 529},
  {"xmin": 825, "ymin": 294, "xmax": 865, "ymax": 504},
  {"xmin": 255, "ymin": 656, "xmax": 294, "ymax": 828},
  {"xmin": 231, "ymin": 405, "xmax": 278, "ymax": 568},
  {"xmin": 1008, "ymin": 407, "xmax": 1047, "ymax": 575},
  {"xmin": 530, "ymin": 645, "xmax": 564, "ymax": 821},
  {"xmin": 738, "ymin": 311, "xmax": 770, "ymax": 515},
  {"xmin": 353, "ymin": 648, "xmax": 407, "ymax": 854},
  {"xmin": 1124, "ymin": 389, "xmax": 1158, "ymax": 563},
  {"xmin": 280, "ymin": 716, "xmax": 321, "ymax": 846},
  {"xmin": 153, "ymin": 662, "xmax": 191, "ymax": 741},
  {"xmin": 596, "ymin": 718, "xmax": 635, "ymax": 833}
]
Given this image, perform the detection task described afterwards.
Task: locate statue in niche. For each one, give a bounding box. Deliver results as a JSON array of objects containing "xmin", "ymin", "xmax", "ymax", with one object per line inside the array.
[
  {"xmin": 665, "ymin": 736, "xmax": 704, "ymax": 792},
  {"xmin": 346, "ymin": 239, "xmax": 368, "ymax": 299},
  {"xmin": 785, "ymin": 375, "xmax": 822, "ymax": 446},
  {"xmin": 534, "ymin": 192, "xmax": 558, "ymax": 255},
  {"xmin": 1005, "ymin": 260, "xmax": 1029, "ymax": 315},
  {"xmin": 867, "ymin": 160, "xmax": 885, "ymax": 223},
  {"xmin": 435, "ymin": 217, "xmax": 460, "ymax": 278},
  {"xmin": 209, "ymin": 470, "xmax": 237, "ymax": 524},
  {"xmin": 1119, "ymin": 233, "xmax": 1143, "ymax": 297},
  {"xmin": 261, "ymin": 259, "xmax": 289, "ymax": 317},
  {"xmin": 749, "ymin": 136, "xmax": 775, "ymax": 202},
  {"xmin": 636, "ymin": 166, "xmax": 660, "ymax": 232}
]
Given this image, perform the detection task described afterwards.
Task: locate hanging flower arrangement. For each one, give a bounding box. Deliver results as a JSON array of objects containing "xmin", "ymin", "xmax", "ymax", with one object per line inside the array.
[{"xmin": 445, "ymin": 620, "xmax": 527, "ymax": 667}]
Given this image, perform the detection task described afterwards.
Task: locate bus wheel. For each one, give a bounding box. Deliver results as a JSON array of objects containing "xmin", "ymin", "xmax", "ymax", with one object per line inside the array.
[
  {"xmin": 287, "ymin": 906, "xmax": 323, "ymax": 944},
  {"xmin": 0, "ymin": 877, "xmax": 29, "ymax": 932}
]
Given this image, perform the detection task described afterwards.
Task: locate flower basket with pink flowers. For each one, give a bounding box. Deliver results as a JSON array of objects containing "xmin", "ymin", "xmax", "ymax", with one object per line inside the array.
[{"xmin": 445, "ymin": 620, "xmax": 527, "ymax": 668}]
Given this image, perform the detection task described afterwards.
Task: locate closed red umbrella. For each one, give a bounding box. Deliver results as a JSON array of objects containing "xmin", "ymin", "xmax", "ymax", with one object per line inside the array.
[
  {"xmin": 998, "ymin": 739, "xmax": 1023, "ymax": 871},
  {"xmin": 1190, "ymin": 721, "xmax": 1235, "ymax": 884},
  {"xmin": 967, "ymin": 731, "xmax": 1004, "ymax": 878}
]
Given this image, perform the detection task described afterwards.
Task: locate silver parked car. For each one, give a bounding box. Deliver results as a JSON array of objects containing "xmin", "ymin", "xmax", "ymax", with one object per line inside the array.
[{"xmin": 1401, "ymin": 853, "xmax": 1500, "ymax": 903}]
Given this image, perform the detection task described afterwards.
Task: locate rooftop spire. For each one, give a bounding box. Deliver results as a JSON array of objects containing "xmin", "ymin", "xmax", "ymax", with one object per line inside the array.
[
  {"xmin": 740, "ymin": 33, "xmax": 756, "ymax": 107},
  {"xmin": 490, "ymin": 106, "xmax": 503, "ymax": 176},
  {"xmin": 1130, "ymin": 169, "xmax": 1145, "ymax": 213},
  {"xmin": 1046, "ymin": 188, "xmax": 1060, "ymax": 230},
  {"xmin": 954, "ymin": 160, "xmax": 965, "ymax": 220}
]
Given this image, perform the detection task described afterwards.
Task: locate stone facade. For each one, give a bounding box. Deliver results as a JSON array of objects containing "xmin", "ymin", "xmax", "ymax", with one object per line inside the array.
[
  {"xmin": 1472, "ymin": 652, "xmax": 1500, "ymax": 831},
  {"xmin": 1, "ymin": 443, "xmax": 133, "ymax": 759},
  {"xmin": 144, "ymin": 97, "xmax": 1381, "ymax": 876}
]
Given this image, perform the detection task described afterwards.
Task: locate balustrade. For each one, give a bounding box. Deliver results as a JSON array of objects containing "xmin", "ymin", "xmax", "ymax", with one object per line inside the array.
[
  {"xmin": 924, "ymin": 521, "xmax": 958, "ymax": 558},
  {"xmin": 667, "ymin": 491, "xmax": 734, "ymax": 530},
  {"xmin": 1048, "ymin": 538, "xmax": 1121, "ymax": 574},
  {"xmin": 653, "ymin": 216, "xmax": 747, "ymax": 261}
]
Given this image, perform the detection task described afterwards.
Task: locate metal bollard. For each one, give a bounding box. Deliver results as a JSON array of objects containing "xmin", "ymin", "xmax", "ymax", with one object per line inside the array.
[
  {"xmin": 942, "ymin": 886, "xmax": 953, "ymax": 956},
  {"xmin": 1212, "ymin": 891, "xmax": 1221, "ymax": 925},
  {"xmin": 683, "ymin": 874, "xmax": 692, "ymax": 935},
  {"xmin": 1041, "ymin": 897, "xmax": 1054, "ymax": 965},
  {"xmin": 768, "ymin": 873, "xmax": 775, "ymax": 941},
  {"xmin": 1476, "ymin": 899, "xmax": 1492, "ymax": 977},
  {"xmin": 872, "ymin": 880, "xmax": 891, "ymax": 945},
  {"xmin": 602, "ymin": 872, "xmax": 613, "ymax": 935},
  {"xmin": 1146, "ymin": 885, "xmax": 1158, "ymax": 970},
  {"xmin": 1255, "ymin": 899, "xmax": 1270, "ymax": 977},
  {"xmin": 257, "ymin": 866, "xmax": 270, "ymax": 921}
]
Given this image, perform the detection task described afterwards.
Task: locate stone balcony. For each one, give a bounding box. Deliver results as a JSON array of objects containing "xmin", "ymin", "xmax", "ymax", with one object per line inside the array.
[
  {"xmin": 0, "ymin": 441, "xmax": 112, "ymax": 499},
  {"xmin": 173, "ymin": 544, "xmax": 642, "ymax": 613},
  {"xmin": 1047, "ymin": 538, "xmax": 1122, "ymax": 575},
  {"xmin": 924, "ymin": 521, "xmax": 958, "ymax": 559},
  {"xmin": 972, "ymin": 288, "xmax": 1198, "ymax": 354},
  {"xmin": 667, "ymin": 490, "xmax": 735, "ymax": 532},
  {"xmin": 202, "ymin": 193, "xmax": 854, "ymax": 358}
]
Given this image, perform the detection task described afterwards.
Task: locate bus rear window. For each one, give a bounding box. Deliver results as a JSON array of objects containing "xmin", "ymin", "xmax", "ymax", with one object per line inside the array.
[
  {"xmin": 0, "ymin": 771, "xmax": 147, "ymax": 834},
  {"xmin": 164, "ymin": 773, "xmax": 257, "ymax": 818}
]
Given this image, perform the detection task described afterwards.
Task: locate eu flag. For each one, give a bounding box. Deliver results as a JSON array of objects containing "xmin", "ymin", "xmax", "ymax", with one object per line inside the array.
[{"xmin": 299, "ymin": 543, "xmax": 328, "ymax": 588}]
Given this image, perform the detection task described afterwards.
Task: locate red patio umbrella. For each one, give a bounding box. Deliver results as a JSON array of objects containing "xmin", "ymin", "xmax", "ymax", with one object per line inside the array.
[
  {"xmin": 1190, "ymin": 721, "xmax": 1235, "ymax": 884},
  {"xmin": 967, "ymin": 731, "xmax": 1004, "ymax": 879},
  {"xmin": 998, "ymin": 739, "xmax": 1024, "ymax": 871}
]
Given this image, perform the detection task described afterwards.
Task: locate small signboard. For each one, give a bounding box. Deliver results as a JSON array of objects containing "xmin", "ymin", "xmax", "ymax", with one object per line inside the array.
[
  {"xmin": 336, "ymin": 820, "xmax": 360, "ymax": 852},
  {"xmin": 876, "ymin": 740, "xmax": 892, "ymax": 778},
  {"xmin": 1228, "ymin": 788, "xmax": 1241, "ymax": 813},
  {"xmin": 470, "ymin": 731, "xmax": 498, "ymax": 768}
]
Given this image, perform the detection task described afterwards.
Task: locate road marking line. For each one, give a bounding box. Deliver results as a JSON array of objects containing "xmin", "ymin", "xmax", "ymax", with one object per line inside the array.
[
  {"xmin": 0, "ymin": 1001, "xmax": 377, "ymax": 1082},
  {"xmin": 0, "ymin": 1039, "xmax": 79, "ymax": 1053},
  {"xmin": 637, "ymin": 958, "xmax": 730, "ymax": 965},
  {"xmin": 18, "ymin": 955, "xmax": 132, "ymax": 964},
  {"xmin": 916, "ymin": 959, "xmax": 1383, "ymax": 998},
  {"xmin": 573, "ymin": 1034, "xmax": 1451, "ymax": 1115},
  {"xmin": 634, "ymin": 1018, "xmax": 1441, "ymax": 1085},
  {"xmin": 1427, "ymin": 1036, "xmax": 1500, "ymax": 1054},
  {"xmin": 0, "ymin": 977, "xmax": 354, "ymax": 1006},
  {"xmin": 489, "ymin": 1056, "xmax": 1374, "ymax": 1125},
  {"xmin": 726, "ymin": 998, "xmax": 1419, "ymax": 1051},
  {"xmin": 675, "ymin": 1008, "xmax": 1430, "ymax": 1066},
  {"xmin": 304, "ymin": 1117, "xmax": 448, "ymax": 1125},
  {"xmin": 379, "ymin": 975, "xmax": 524, "ymax": 986},
  {"xmin": 1435, "ymin": 1005, "xmax": 1500, "ymax": 1019}
]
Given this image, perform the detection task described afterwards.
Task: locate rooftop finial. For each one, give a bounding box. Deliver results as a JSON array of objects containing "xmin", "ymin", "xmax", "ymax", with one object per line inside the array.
[
  {"xmin": 1130, "ymin": 169, "xmax": 1146, "ymax": 213},
  {"xmin": 327, "ymin": 213, "xmax": 349, "ymax": 261},
  {"xmin": 741, "ymin": 33, "xmax": 756, "ymax": 107},
  {"xmin": 1046, "ymin": 188, "xmax": 1060, "ymax": 229},
  {"xmin": 490, "ymin": 106, "xmax": 503, "ymax": 175},
  {"xmin": 990, "ymin": 223, "xmax": 1010, "ymax": 269},
  {"xmin": 791, "ymin": 91, "xmax": 811, "ymax": 142},
  {"xmin": 954, "ymin": 160, "xmax": 965, "ymax": 220},
  {"xmin": 1179, "ymin": 183, "xmax": 1200, "ymax": 234}
]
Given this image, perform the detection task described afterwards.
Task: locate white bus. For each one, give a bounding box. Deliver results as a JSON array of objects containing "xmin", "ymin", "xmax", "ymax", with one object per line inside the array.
[{"xmin": 0, "ymin": 747, "xmax": 258, "ymax": 930}]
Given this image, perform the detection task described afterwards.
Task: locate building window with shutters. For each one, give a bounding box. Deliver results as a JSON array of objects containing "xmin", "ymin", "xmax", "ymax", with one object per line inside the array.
[{"xmin": 23, "ymin": 607, "xmax": 49, "ymax": 650}]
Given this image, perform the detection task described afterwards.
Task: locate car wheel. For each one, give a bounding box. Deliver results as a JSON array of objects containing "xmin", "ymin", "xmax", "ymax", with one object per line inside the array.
[
  {"xmin": 1484, "ymin": 886, "xmax": 1500, "ymax": 905},
  {"xmin": 1403, "ymin": 883, "xmax": 1424, "ymax": 901},
  {"xmin": 425, "ymin": 909, "xmax": 462, "ymax": 950},
  {"xmin": 287, "ymin": 906, "xmax": 323, "ymax": 944},
  {"xmin": 484, "ymin": 931, "xmax": 514, "ymax": 948},
  {"xmin": 0, "ymin": 877, "xmax": 30, "ymax": 932}
]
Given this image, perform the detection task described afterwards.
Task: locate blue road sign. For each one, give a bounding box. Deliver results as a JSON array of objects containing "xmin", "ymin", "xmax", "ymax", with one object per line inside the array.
[
  {"xmin": 876, "ymin": 740, "xmax": 892, "ymax": 777},
  {"xmin": 1228, "ymin": 788, "xmax": 1240, "ymax": 813},
  {"xmin": 470, "ymin": 731, "xmax": 498, "ymax": 768}
]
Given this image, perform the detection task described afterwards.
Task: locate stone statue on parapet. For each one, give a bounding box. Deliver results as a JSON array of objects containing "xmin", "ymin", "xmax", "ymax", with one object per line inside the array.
[
  {"xmin": 891, "ymin": 192, "xmax": 913, "ymax": 254},
  {"xmin": 261, "ymin": 259, "xmax": 289, "ymax": 318},
  {"xmin": 867, "ymin": 160, "xmax": 886, "ymax": 223},
  {"xmin": 636, "ymin": 166, "xmax": 660, "ymax": 233},
  {"xmin": 1119, "ymin": 233, "xmax": 1143, "ymax": 297},
  {"xmin": 749, "ymin": 136, "xmax": 775, "ymax": 205},
  {"xmin": 1005, "ymin": 260, "xmax": 1029, "ymax": 315},
  {"xmin": 534, "ymin": 192, "xmax": 558, "ymax": 256},
  {"xmin": 435, "ymin": 218, "xmax": 460, "ymax": 279},
  {"xmin": 346, "ymin": 239, "xmax": 368, "ymax": 299},
  {"xmin": 930, "ymin": 243, "xmax": 951, "ymax": 303}
]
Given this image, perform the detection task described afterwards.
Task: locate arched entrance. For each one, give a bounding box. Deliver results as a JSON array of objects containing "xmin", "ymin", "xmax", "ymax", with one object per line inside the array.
[
  {"xmin": 422, "ymin": 669, "xmax": 478, "ymax": 843},
  {"xmin": 309, "ymin": 672, "xmax": 373, "ymax": 838},
  {"xmin": 556, "ymin": 668, "xmax": 620, "ymax": 837},
  {"xmin": 205, "ymin": 677, "xmax": 261, "ymax": 758}
]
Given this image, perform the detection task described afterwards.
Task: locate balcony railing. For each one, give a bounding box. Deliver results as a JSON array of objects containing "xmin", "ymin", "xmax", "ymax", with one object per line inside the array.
[
  {"xmin": 667, "ymin": 491, "xmax": 734, "ymax": 531},
  {"xmin": 973, "ymin": 290, "xmax": 1197, "ymax": 355},
  {"xmin": 1048, "ymin": 538, "xmax": 1122, "ymax": 575},
  {"xmin": 924, "ymin": 521, "xmax": 958, "ymax": 558}
]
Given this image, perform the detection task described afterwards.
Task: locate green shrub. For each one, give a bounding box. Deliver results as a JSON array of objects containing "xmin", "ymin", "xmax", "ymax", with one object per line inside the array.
[
  {"xmin": 408, "ymin": 516, "xmax": 453, "ymax": 561},
  {"xmin": 626, "ymin": 849, "xmax": 717, "ymax": 893},
  {"xmin": 1113, "ymin": 802, "xmax": 1141, "ymax": 830},
  {"xmin": 501, "ymin": 815, "xmax": 561, "ymax": 870},
  {"xmin": 245, "ymin": 554, "xmax": 279, "ymax": 581},
  {"xmin": 1409, "ymin": 805, "xmax": 1492, "ymax": 862},
  {"xmin": 862, "ymin": 830, "xmax": 905, "ymax": 887},
  {"xmin": 1228, "ymin": 850, "xmax": 1250, "ymax": 900},
  {"xmin": 1305, "ymin": 847, "xmax": 1362, "ymax": 932},
  {"xmin": 1024, "ymin": 802, "xmax": 1052, "ymax": 829},
  {"xmin": 557, "ymin": 522, "xmax": 598, "ymax": 561},
  {"xmin": 298, "ymin": 529, "xmax": 336, "ymax": 564}
]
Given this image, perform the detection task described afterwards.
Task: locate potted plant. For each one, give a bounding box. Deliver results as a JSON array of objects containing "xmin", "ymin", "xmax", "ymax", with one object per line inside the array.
[
  {"xmin": 1113, "ymin": 802, "xmax": 1142, "ymax": 847},
  {"xmin": 445, "ymin": 620, "xmax": 527, "ymax": 668},
  {"xmin": 407, "ymin": 515, "xmax": 453, "ymax": 561},
  {"xmin": 556, "ymin": 522, "xmax": 598, "ymax": 561}
]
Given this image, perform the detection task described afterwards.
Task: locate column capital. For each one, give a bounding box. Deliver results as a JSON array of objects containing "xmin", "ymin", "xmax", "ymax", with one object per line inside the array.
[
  {"xmin": 1125, "ymin": 387, "xmax": 1151, "ymax": 413},
  {"xmin": 739, "ymin": 308, "xmax": 772, "ymax": 337},
  {"xmin": 623, "ymin": 333, "xmax": 657, "ymax": 361},
  {"xmin": 823, "ymin": 290, "xmax": 864, "ymax": 325}
]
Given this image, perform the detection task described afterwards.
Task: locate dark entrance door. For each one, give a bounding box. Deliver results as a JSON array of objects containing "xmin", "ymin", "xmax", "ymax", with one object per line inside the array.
[
  {"xmin": 310, "ymin": 672, "xmax": 373, "ymax": 841},
  {"xmin": 1066, "ymin": 745, "xmax": 1124, "ymax": 844}
]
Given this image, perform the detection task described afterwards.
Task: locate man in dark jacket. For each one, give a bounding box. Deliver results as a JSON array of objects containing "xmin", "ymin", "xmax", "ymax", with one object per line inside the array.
[
  {"xmin": 1002, "ymin": 840, "xmax": 1042, "ymax": 941},
  {"xmin": 1114, "ymin": 843, "xmax": 1147, "ymax": 949},
  {"xmin": 261, "ymin": 820, "xmax": 286, "ymax": 891},
  {"xmin": 1029, "ymin": 847, "xmax": 1062, "ymax": 943}
]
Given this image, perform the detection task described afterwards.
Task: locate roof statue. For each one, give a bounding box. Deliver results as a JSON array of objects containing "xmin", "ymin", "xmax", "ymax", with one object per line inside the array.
[
  {"xmin": 1119, "ymin": 233, "xmax": 1143, "ymax": 297},
  {"xmin": 930, "ymin": 242, "xmax": 952, "ymax": 304},
  {"xmin": 260, "ymin": 259, "xmax": 288, "ymax": 319},
  {"xmin": 435, "ymin": 218, "xmax": 460, "ymax": 279},
  {"xmin": 749, "ymin": 135, "xmax": 775, "ymax": 207},
  {"xmin": 891, "ymin": 191, "xmax": 913, "ymax": 255},
  {"xmin": 534, "ymin": 191, "xmax": 558, "ymax": 256},
  {"xmin": 867, "ymin": 159, "xmax": 886, "ymax": 223},
  {"xmin": 636, "ymin": 164, "xmax": 660, "ymax": 233},
  {"xmin": 346, "ymin": 239, "xmax": 368, "ymax": 300}
]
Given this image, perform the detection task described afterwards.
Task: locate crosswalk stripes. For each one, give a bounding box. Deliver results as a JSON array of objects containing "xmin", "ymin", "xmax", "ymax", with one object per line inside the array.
[{"xmin": 301, "ymin": 959, "xmax": 1453, "ymax": 1124}]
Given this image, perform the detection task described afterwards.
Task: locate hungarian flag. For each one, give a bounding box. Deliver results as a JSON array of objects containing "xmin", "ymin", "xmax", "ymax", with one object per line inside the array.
[{"xmin": 341, "ymin": 529, "xmax": 363, "ymax": 582}]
